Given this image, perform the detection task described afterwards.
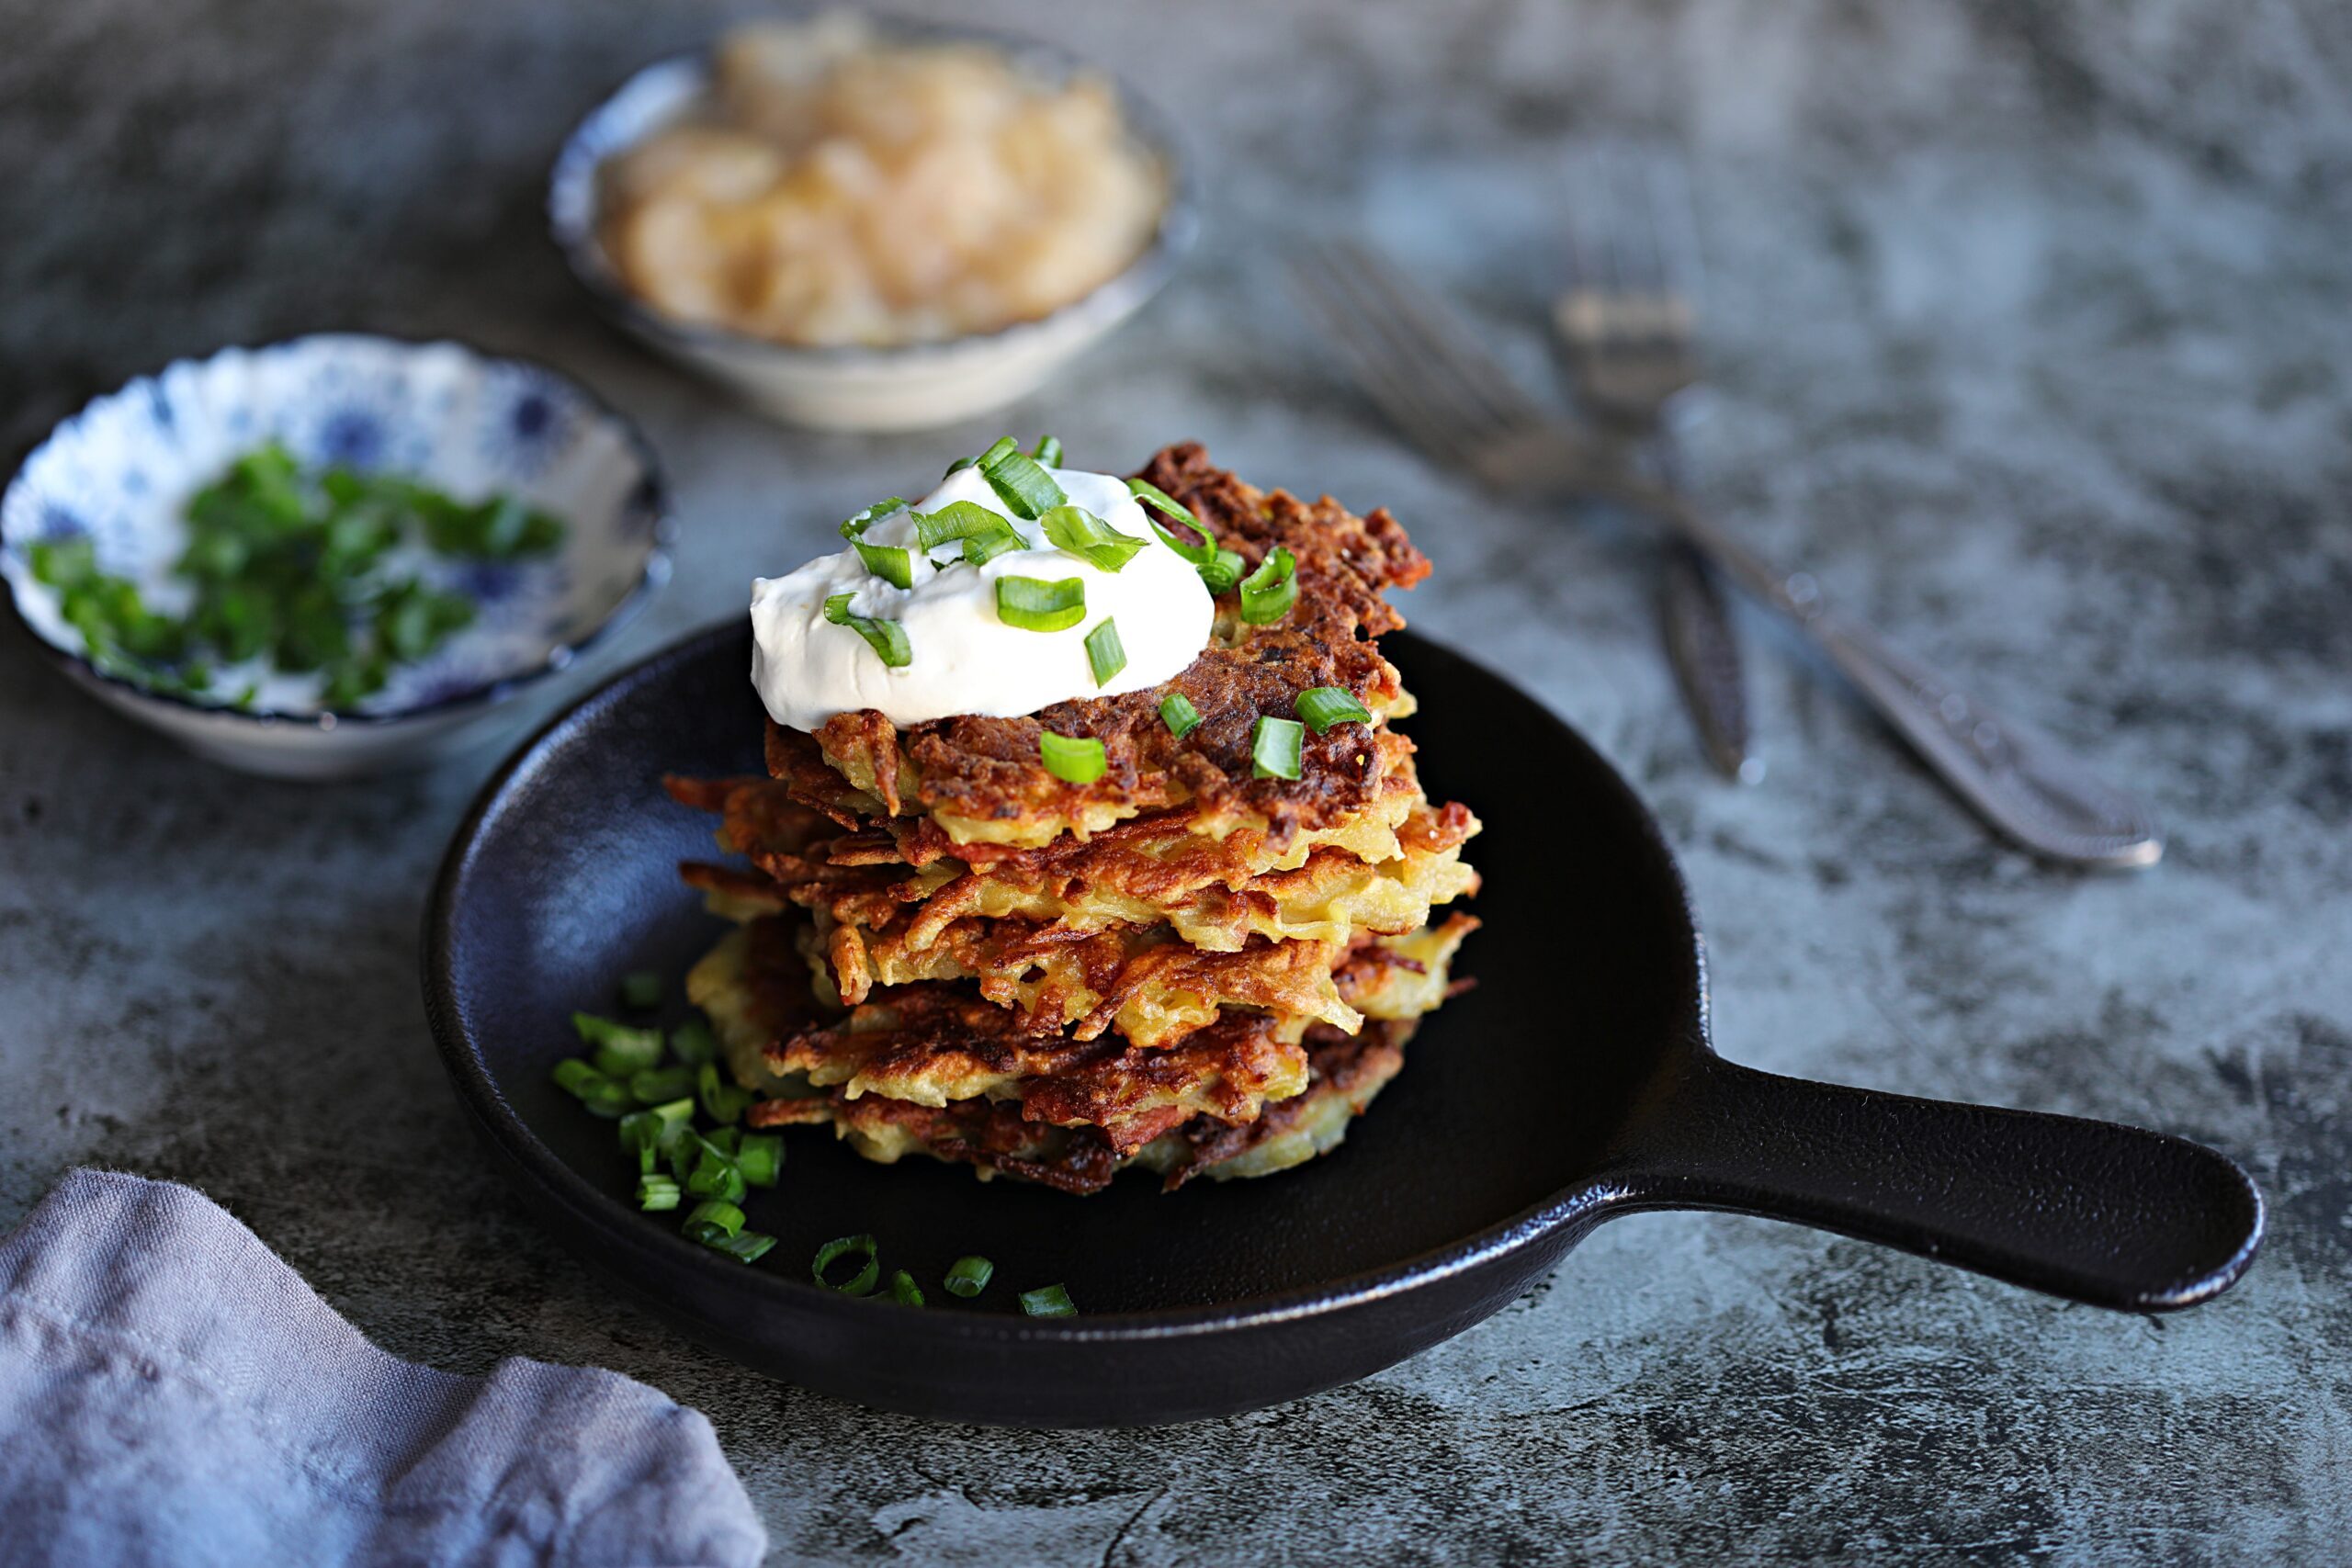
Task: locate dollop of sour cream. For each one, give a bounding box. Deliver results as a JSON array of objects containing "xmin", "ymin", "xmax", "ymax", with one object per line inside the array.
[{"xmin": 750, "ymin": 465, "xmax": 1214, "ymax": 731}]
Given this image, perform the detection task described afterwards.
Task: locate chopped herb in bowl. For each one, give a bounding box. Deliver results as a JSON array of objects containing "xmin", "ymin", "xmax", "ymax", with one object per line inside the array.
[{"xmin": 28, "ymin": 442, "xmax": 564, "ymax": 709}]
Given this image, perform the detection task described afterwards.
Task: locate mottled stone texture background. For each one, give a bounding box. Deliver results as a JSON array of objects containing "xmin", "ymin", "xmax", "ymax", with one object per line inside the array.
[{"xmin": 3, "ymin": 0, "xmax": 2348, "ymax": 1562}]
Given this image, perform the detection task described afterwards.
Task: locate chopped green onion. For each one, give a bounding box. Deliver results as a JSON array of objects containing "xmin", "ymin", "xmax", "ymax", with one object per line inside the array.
[
  {"xmin": 1159, "ymin": 693, "xmax": 1202, "ymax": 739},
  {"xmin": 1084, "ymin": 619, "xmax": 1126, "ymax": 687},
  {"xmin": 573, "ymin": 1013, "xmax": 664, "ymax": 1077},
  {"xmin": 1200, "ymin": 548, "xmax": 1246, "ymax": 594},
  {"xmin": 822, "ymin": 593, "xmax": 912, "ymax": 668},
  {"xmin": 1134, "ymin": 492, "xmax": 1245, "ymax": 594},
  {"xmin": 1032, "ymin": 435, "xmax": 1064, "ymax": 466},
  {"xmin": 995, "ymin": 576, "xmax": 1087, "ymax": 633},
  {"xmin": 551, "ymin": 1058, "xmax": 633, "ymax": 1118},
  {"xmin": 915, "ymin": 500, "xmax": 1023, "ymax": 568},
  {"xmin": 979, "ymin": 440, "xmax": 1066, "ymax": 519},
  {"xmin": 621, "ymin": 1098, "xmax": 695, "ymax": 1172},
  {"xmin": 1040, "ymin": 730, "xmax": 1107, "ymax": 785},
  {"xmin": 813, "ymin": 1234, "xmax": 880, "ymax": 1296},
  {"xmin": 637, "ymin": 1174, "xmax": 681, "ymax": 1212},
  {"xmin": 668, "ymin": 1019, "xmax": 718, "ymax": 1066},
  {"xmin": 943, "ymin": 454, "xmax": 980, "ymax": 479},
  {"xmin": 704, "ymin": 1126, "xmax": 741, "ymax": 1157},
  {"xmin": 616, "ymin": 1109, "xmax": 662, "ymax": 1172},
  {"xmin": 891, "ymin": 1269, "xmax": 926, "ymax": 1306},
  {"xmin": 944, "ymin": 1256, "xmax": 994, "ymax": 1298},
  {"xmin": 1125, "ymin": 477, "xmax": 1198, "ymax": 528},
  {"xmin": 686, "ymin": 1140, "xmax": 747, "ymax": 1203},
  {"xmin": 853, "ymin": 540, "xmax": 913, "ymax": 590},
  {"xmin": 837, "ymin": 497, "xmax": 907, "ymax": 541},
  {"xmin": 977, "ymin": 436, "xmax": 1020, "ymax": 466},
  {"xmin": 697, "ymin": 1061, "xmax": 752, "ymax": 1126},
  {"xmin": 628, "ymin": 1064, "xmax": 695, "ymax": 1105},
  {"xmin": 736, "ymin": 1133, "xmax": 784, "ymax": 1189},
  {"xmin": 683, "ymin": 1200, "xmax": 745, "ymax": 1245},
  {"xmin": 1019, "ymin": 1283, "xmax": 1078, "ymax": 1317},
  {"xmin": 1238, "ymin": 547, "xmax": 1297, "ymax": 624},
  {"xmin": 619, "ymin": 970, "xmax": 663, "ymax": 1010},
  {"xmin": 1295, "ymin": 686, "xmax": 1373, "ymax": 733},
  {"xmin": 711, "ymin": 1230, "xmax": 776, "ymax": 1264},
  {"xmin": 658, "ymin": 1115, "xmax": 702, "ymax": 1182},
  {"xmin": 1040, "ymin": 505, "xmax": 1147, "ymax": 572},
  {"xmin": 1250, "ymin": 715, "xmax": 1304, "ymax": 780}
]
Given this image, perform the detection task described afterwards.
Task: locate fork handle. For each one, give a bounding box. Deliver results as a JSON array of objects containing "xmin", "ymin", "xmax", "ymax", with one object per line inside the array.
[{"xmin": 1612, "ymin": 476, "xmax": 2164, "ymax": 867}]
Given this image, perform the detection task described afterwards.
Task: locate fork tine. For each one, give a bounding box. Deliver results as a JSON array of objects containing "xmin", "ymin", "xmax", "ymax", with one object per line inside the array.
[
  {"xmin": 1318, "ymin": 242, "xmax": 1550, "ymax": 434},
  {"xmin": 1641, "ymin": 145, "xmax": 1704, "ymax": 306},
  {"xmin": 1289, "ymin": 248, "xmax": 1487, "ymax": 468}
]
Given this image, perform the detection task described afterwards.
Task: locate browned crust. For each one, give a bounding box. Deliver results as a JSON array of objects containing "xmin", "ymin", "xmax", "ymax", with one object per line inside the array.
[
  {"xmin": 676, "ymin": 772, "xmax": 1478, "ymax": 957},
  {"xmin": 764, "ymin": 983, "xmax": 1310, "ymax": 1156},
  {"xmin": 745, "ymin": 1020, "xmax": 1412, "ymax": 1195},
  {"xmin": 774, "ymin": 443, "xmax": 1432, "ymax": 840}
]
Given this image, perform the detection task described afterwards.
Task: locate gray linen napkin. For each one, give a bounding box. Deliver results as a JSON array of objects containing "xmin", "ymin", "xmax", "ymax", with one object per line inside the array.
[{"xmin": 0, "ymin": 1168, "xmax": 767, "ymax": 1568}]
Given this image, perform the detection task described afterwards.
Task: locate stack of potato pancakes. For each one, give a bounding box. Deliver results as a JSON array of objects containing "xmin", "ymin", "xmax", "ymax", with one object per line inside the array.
[{"xmin": 667, "ymin": 444, "xmax": 1479, "ymax": 1194}]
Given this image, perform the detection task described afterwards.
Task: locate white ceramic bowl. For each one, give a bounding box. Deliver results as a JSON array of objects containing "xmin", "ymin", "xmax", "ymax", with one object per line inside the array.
[
  {"xmin": 1, "ymin": 335, "xmax": 673, "ymax": 779},
  {"xmin": 547, "ymin": 26, "xmax": 1200, "ymax": 433}
]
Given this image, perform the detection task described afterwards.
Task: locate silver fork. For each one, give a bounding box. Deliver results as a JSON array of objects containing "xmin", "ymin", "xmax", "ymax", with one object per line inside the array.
[
  {"xmin": 1555, "ymin": 141, "xmax": 1753, "ymax": 783},
  {"xmin": 1289, "ymin": 239, "xmax": 2164, "ymax": 869}
]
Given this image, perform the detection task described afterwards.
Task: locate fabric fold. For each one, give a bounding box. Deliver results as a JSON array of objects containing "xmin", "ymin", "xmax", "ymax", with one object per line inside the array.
[{"xmin": 0, "ymin": 1168, "xmax": 766, "ymax": 1568}]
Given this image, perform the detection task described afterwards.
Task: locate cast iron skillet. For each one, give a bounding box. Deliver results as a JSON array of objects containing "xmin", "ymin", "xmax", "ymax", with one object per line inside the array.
[{"xmin": 423, "ymin": 621, "xmax": 2264, "ymax": 1427}]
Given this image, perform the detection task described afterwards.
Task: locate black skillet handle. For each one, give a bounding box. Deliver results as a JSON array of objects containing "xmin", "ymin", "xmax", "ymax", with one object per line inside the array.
[{"xmin": 1616, "ymin": 1055, "xmax": 2265, "ymax": 1310}]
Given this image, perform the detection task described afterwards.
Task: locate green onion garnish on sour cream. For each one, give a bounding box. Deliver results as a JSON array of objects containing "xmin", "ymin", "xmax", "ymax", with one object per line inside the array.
[
  {"xmin": 978, "ymin": 438, "xmax": 1065, "ymax": 519},
  {"xmin": 749, "ymin": 445, "xmax": 1215, "ymax": 727},
  {"xmin": 1041, "ymin": 505, "xmax": 1148, "ymax": 572},
  {"xmin": 994, "ymin": 575, "xmax": 1088, "ymax": 633},
  {"xmin": 1084, "ymin": 619, "xmax": 1127, "ymax": 687},
  {"xmin": 822, "ymin": 593, "xmax": 911, "ymax": 667}
]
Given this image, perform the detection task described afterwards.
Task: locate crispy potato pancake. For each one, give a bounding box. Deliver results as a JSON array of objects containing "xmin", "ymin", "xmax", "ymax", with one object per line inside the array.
[
  {"xmin": 671, "ymin": 773, "xmax": 1479, "ymax": 954},
  {"xmin": 765, "ymin": 443, "xmax": 1431, "ymax": 851},
  {"xmin": 671, "ymin": 446, "xmax": 1475, "ymax": 1194},
  {"xmin": 748, "ymin": 1020, "xmax": 1413, "ymax": 1194},
  {"xmin": 688, "ymin": 910, "xmax": 1464, "ymax": 1137}
]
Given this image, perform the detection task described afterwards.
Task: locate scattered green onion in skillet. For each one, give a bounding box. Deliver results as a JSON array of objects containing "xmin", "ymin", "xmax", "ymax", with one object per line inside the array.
[
  {"xmin": 1251, "ymin": 715, "xmax": 1305, "ymax": 780},
  {"xmin": 1040, "ymin": 730, "xmax": 1107, "ymax": 784},
  {"xmin": 1295, "ymin": 685, "xmax": 1372, "ymax": 733},
  {"xmin": 559, "ymin": 964, "xmax": 1069, "ymax": 1295},
  {"xmin": 1159, "ymin": 693, "xmax": 1202, "ymax": 739},
  {"xmin": 1019, "ymin": 1283, "xmax": 1079, "ymax": 1318},
  {"xmin": 814, "ymin": 1235, "xmax": 881, "ymax": 1296},
  {"xmin": 27, "ymin": 441, "xmax": 564, "ymax": 708}
]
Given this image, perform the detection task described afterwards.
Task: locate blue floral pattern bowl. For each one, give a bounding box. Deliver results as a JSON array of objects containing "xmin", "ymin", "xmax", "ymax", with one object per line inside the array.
[{"xmin": 1, "ymin": 335, "xmax": 672, "ymax": 778}]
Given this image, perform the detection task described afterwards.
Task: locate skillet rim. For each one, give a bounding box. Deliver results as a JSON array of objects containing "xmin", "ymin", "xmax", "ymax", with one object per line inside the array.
[{"xmin": 420, "ymin": 616, "xmax": 1710, "ymax": 1344}]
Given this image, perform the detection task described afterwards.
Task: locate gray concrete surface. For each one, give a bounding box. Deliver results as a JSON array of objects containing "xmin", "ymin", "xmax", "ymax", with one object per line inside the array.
[{"xmin": 4, "ymin": 1, "xmax": 2348, "ymax": 1562}]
